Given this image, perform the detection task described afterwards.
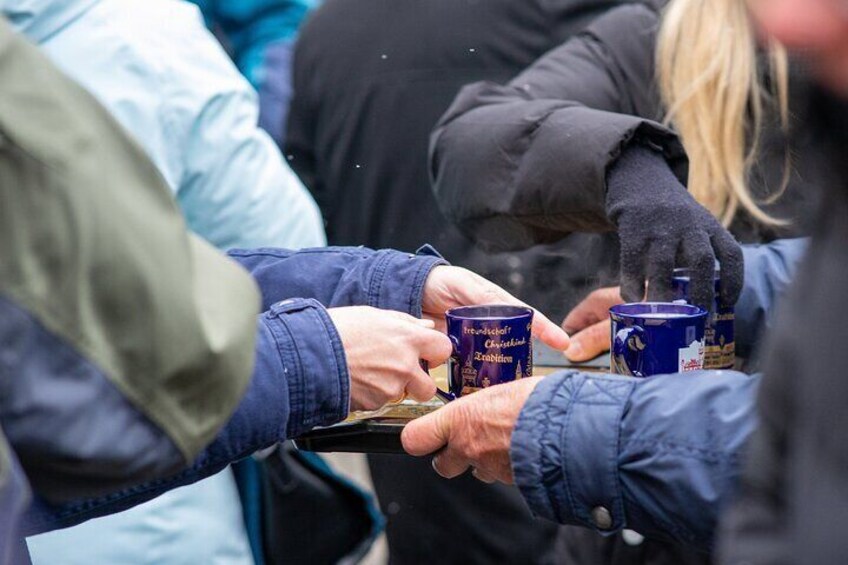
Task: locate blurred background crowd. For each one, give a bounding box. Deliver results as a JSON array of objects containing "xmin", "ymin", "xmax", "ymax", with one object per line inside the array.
[{"xmin": 2, "ymin": 0, "xmax": 847, "ymax": 563}]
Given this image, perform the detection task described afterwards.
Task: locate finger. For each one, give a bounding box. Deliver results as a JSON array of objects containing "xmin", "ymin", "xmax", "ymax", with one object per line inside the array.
[
  {"xmin": 431, "ymin": 448, "xmax": 471, "ymax": 479},
  {"xmin": 620, "ymin": 238, "xmax": 648, "ymax": 303},
  {"xmin": 645, "ymin": 240, "xmax": 677, "ymax": 302},
  {"xmin": 711, "ymin": 229, "xmax": 744, "ymax": 307},
  {"xmin": 382, "ymin": 309, "xmax": 428, "ymax": 324},
  {"xmin": 435, "ymin": 268, "xmax": 570, "ymax": 350},
  {"xmin": 531, "ymin": 309, "xmax": 571, "ymax": 351},
  {"xmin": 471, "ymin": 467, "xmax": 497, "ymax": 484},
  {"xmin": 565, "ymin": 319, "xmax": 611, "ymax": 361},
  {"xmin": 678, "ymin": 231, "xmax": 716, "ymax": 310},
  {"xmin": 401, "ymin": 407, "xmax": 451, "ymax": 456},
  {"xmin": 415, "ymin": 328, "xmax": 454, "ymax": 365},
  {"xmin": 405, "ymin": 368, "xmax": 438, "ymax": 402},
  {"xmin": 422, "ymin": 314, "xmax": 447, "ymax": 334},
  {"xmin": 562, "ymin": 287, "xmax": 622, "ymax": 334},
  {"xmin": 466, "ymin": 274, "xmax": 570, "ymax": 350}
]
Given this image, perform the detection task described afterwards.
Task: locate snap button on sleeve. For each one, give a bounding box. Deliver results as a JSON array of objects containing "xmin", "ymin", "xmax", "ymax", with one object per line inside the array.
[
  {"xmin": 590, "ymin": 506, "xmax": 613, "ymax": 530},
  {"xmin": 622, "ymin": 529, "xmax": 644, "ymax": 546}
]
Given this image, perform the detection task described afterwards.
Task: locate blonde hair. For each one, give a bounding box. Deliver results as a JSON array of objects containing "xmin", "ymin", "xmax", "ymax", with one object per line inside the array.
[{"xmin": 656, "ymin": 0, "xmax": 790, "ymax": 227}]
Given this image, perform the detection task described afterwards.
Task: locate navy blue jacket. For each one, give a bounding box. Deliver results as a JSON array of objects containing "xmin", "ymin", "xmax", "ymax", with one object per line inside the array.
[
  {"xmin": 511, "ymin": 238, "xmax": 806, "ymax": 552},
  {"xmin": 10, "ymin": 246, "xmax": 443, "ymax": 537}
]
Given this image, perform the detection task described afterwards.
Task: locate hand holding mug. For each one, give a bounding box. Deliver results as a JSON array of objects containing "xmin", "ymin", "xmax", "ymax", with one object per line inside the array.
[
  {"xmin": 422, "ymin": 266, "xmax": 570, "ymax": 352},
  {"xmin": 401, "ymin": 377, "xmax": 543, "ymax": 483},
  {"xmin": 562, "ymin": 286, "xmax": 623, "ymax": 362},
  {"xmin": 328, "ymin": 306, "xmax": 452, "ymax": 411}
]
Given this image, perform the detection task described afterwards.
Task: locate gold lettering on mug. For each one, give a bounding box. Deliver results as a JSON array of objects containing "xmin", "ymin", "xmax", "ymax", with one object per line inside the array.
[
  {"xmin": 473, "ymin": 352, "xmax": 514, "ymax": 363},
  {"xmin": 484, "ymin": 337, "xmax": 527, "ymax": 349},
  {"xmin": 463, "ymin": 326, "xmax": 512, "ymax": 336}
]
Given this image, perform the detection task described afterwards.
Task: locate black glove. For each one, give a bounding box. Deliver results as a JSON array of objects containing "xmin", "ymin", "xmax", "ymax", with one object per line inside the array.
[{"xmin": 605, "ymin": 144, "xmax": 743, "ymax": 309}]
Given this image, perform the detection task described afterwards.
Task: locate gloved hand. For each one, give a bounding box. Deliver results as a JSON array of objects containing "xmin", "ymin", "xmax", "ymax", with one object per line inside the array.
[{"xmin": 606, "ymin": 144, "xmax": 743, "ymax": 309}]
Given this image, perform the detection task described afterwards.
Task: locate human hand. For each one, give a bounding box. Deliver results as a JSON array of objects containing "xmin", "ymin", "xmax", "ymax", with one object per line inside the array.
[
  {"xmin": 562, "ymin": 286, "xmax": 623, "ymax": 362},
  {"xmin": 606, "ymin": 145, "xmax": 743, "ymax": 309},
  {"xmin": 328, "ymin": 306, "xmax": 452, "ymax": 411},
  {"xmin": 421, "ymin": 266, "xmax": 570, "ymax": 351},
  {"xmin": 401, "ymin": 377, "xmax": 543, "ymax": 484}
]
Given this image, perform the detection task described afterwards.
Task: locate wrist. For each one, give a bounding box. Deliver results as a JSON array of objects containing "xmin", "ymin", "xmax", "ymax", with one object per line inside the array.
[
  {"xmin": 511, "ymin": 372, "xmax": 634, "ymax": 534},
  {"xmin": 368, "ymin": 247, "xmax": 448, "ymax": 317},
  {"xmin": 605, "ymin": 144, "xmax": 687, "ymax": 222}
]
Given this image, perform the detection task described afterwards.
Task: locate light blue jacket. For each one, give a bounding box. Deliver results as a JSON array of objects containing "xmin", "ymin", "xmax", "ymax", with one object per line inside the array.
[
  {"xmin": 2, "ymin": 0, "xmax": 324, "ymax": 563},
  {"xmin": 3, "ymin": 0, "xmax": 326, "ymax": 252}
]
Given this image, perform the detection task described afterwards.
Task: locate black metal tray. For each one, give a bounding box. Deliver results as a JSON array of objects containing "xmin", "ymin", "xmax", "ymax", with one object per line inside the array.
[
  {"xmin": 293, "ymin": 419, "xmax": 409, "ymax": 454},
  {"xmin": 294, "ymin": 349, "xmax": 610, "ymax": 454}
]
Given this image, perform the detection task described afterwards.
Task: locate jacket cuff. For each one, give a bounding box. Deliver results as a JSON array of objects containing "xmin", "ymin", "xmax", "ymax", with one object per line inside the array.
[
  {"xmin": 511, "ymin": 372, "xmax": 634, "ymax": 534},
  {"xmin": 263, "ymin": 298, "xmax": 350, "ymax": 436},
  {"xmin": 367, "ymin": 246, "xmax": 447, "ymax": 317}
]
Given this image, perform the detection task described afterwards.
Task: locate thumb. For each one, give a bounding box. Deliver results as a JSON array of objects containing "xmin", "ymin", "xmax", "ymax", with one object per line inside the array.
[
  {"xmin": 401, "ymin": 406, "xmax": 452, "ymax": 456},
  {"xmin": 565, "ymin": 319, "xmax": 611, "ymax": 362},
  {"xmin": 562, "ymin": 287, "xmax": 621, "ymax": 334}
]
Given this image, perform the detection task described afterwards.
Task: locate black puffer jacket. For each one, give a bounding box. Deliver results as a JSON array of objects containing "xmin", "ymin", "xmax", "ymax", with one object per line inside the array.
[{"xmin": 430, "ymin": 3, "xmax": 819, "ymax": 248}]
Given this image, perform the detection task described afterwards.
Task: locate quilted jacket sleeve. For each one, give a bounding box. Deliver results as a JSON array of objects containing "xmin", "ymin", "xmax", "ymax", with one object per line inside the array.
[
  {"xmin": 511, "ymin": 370, "xmax": 758, "ymax": 552},
  {"xmin": 430, "ymin": 4, "xmax": 687, "ymax": 252}
]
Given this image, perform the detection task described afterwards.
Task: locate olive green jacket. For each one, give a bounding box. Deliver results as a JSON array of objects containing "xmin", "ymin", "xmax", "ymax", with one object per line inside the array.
[{"xmin": 0, "ymin": 16, "xmax": 260, "ymax": 507}]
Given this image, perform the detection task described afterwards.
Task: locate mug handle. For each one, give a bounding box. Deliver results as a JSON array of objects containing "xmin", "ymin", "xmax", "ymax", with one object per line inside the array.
[
  {"xmin": 420, "ymin": 360, "xmax": 456, "ymax": 403},
  {"xmin": 612, "ymin": 326, "xmax": 646, "ymax": 378}
]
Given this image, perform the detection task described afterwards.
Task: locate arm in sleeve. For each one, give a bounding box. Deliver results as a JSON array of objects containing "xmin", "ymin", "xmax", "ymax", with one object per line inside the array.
[
  {"xmin": 429, "ymin": 4, "xmax": 687, "ymax": 252},
  {"xmin": 0, "ymin": 296, "xmax": 186, "ymax": 507},
  {"xmin": 735, "ymin": 238, "xmax": 808, "ymax": 357},
  {"xmin": 511, "ymin": 370, "xmax": 759, "ymax": 552},
  {"xmin": 22, "ymin": 298, "xmax": 349, "ymax": 534},
  {"xmin": 163, "ymin": 13, "xmax": 325, "ymax": 250},
  {"xmin": 228, "ymin": 246, "xmax": 447, "ymax": 315}
]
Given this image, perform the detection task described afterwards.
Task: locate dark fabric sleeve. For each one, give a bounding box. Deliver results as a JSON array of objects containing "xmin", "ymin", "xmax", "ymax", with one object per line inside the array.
[
  {"xmin": 430, "ymin": 4, "xmax": 687, "ymax": 252},
  {"xmin": 228, "ymin": 246, "xmax": 447, "ymax": 316},
  {"xmin": 22, "ymin": 298, "xmax": 350, "ymax": 535},
  {"xmin": 0, "ymin": 296, "xmax": 185, "ymax": 506},
  {"xmin": 511, "ymin": 370, "xmax": 758, "ymax": 552}
]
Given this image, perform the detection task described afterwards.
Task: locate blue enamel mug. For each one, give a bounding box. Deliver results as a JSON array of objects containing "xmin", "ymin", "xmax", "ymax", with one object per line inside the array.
[
  {"xmin": 446, "ymin": 305, "xmax": 533, "ymax": 397},
  {"xmin": 610, "ymin": 303, "xmax": 707, "ymax": 378},
  {"xmin": 672, "ymin": 267, "xmax": 736, "ymax": 370}
]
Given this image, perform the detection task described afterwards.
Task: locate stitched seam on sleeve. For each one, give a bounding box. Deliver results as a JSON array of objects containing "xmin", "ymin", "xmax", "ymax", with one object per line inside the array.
[
  {"xmin": 625, "ymin": 438, "xmax": 741, "ymax": 463},
  {"xmin": 556, "ymin": 376, "xmax": 586, "ymax": 523},
  {"xmin": 609, "ymin": 382, "xmax": 632, "ymax": 529},
  {"xmin": 228, "ymin": 248, "xmax": 370, "ymax": 259},
  {"xmin": 268, "ymin": 311, "xmax": 309, "ymax": 429},
  {"xmin": 264, "ymin": 313, "xmax": 302, "ymax": 437},
  {"xmin": 407, "ymin": 257, "xmax": 446, "ymax": 318},
  {"xmin": 367, "ymin": 251, "xmax": 392, "ymax": 308},
  {"xmin": 310, "ymin": 304, "xmax": 349, "ymax": 421}
]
